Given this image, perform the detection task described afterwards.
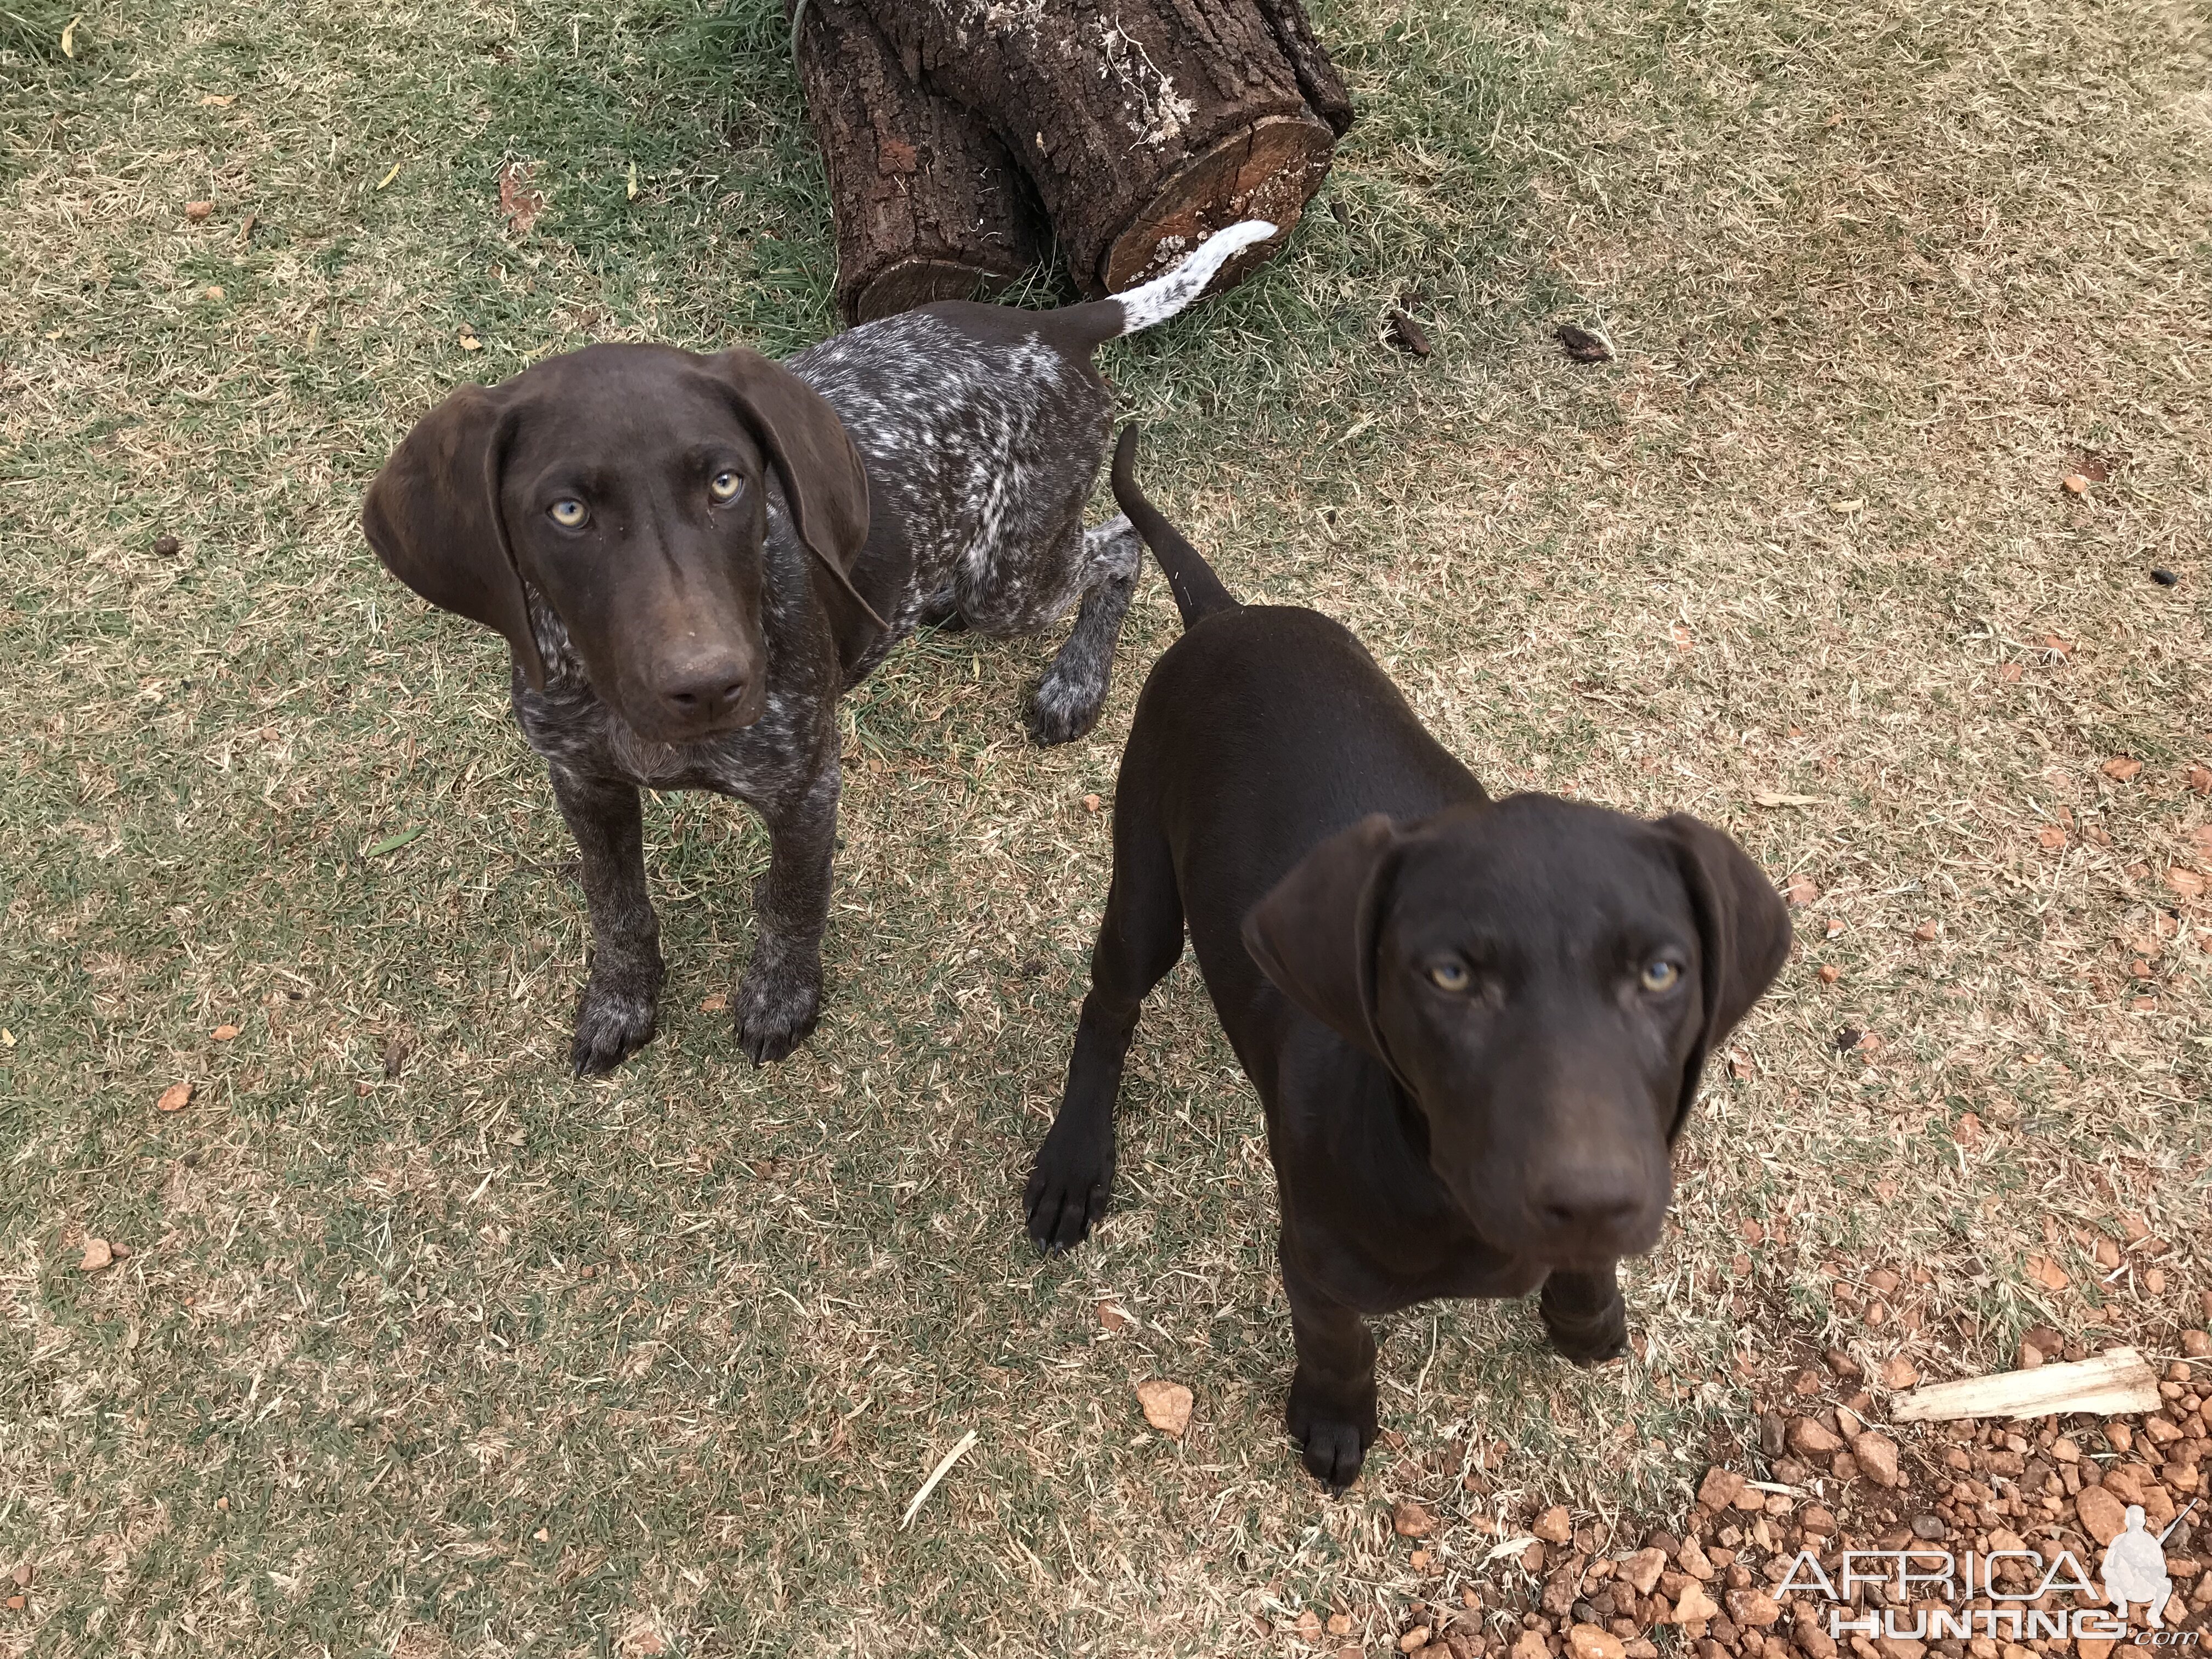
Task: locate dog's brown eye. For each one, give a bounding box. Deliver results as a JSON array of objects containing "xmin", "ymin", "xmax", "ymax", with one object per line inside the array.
[
  {"xmin": 549, "ymin": 498, "xmax": 588, "ymax": 528},
  {"xmin": 1641, "ymin": 960, "xmax": 1682, "ymax": 992},
  {"xmin": 708, "ymin": 470, "xmax": 742, "ymax": 503},
  {"xmin": 1427, "ymin": 959, "xmax": 1471, "ymax": 992}
]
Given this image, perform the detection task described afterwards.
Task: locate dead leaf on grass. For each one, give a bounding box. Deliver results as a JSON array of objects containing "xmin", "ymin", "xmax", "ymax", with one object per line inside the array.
[
  {"xmin": 2187, "ymin": 765, "xmax": 2211, "ymax": 795},
  {"xmin": 2061, "ymin": 473, "xmax": 2091, "ymax": 495},
  {"xmin": 1783, "ymin": 873, "xmax": 1819, "ymax": 906},
  {"xmin": 1393, "ymin": 1499, "xmax": 1437, "ymax": 1538},
  {"xmin": 2024, "ymin": 1252, "xmax": 2070, "ymax": 1291},
  {"xmin": 699, "ymin": 992, "xmax": 727, "ymax": 1012},
  {"xmin": 2165, "ymin": 867, "xmax": 2205, "ymax": 899},
  {"xmin": 1556, "ymin": 323, "xmax": 1612, "ymax": 363},
  {"xmin": 157, "ymin": 1081, "xmax": 193, "ymax": 1113},
  {"xmin": 80, "ymin": 1238, "xmax": 114, "ymax": 1271},
  {"xmin": 1135, "ymin": 1378, "xmax": 1192, "ymax": 1438},
  {"xmin": 211, "ymin": 1024, "xmax": 240, "ymax": 1040},
  {"xmin": 2038, "ymin": 825, "xmax": 2067, "ymax": 850},
  {"xmin": 499, "ymin": 161, "xmax": 544, "ymax": 235},
  {"xmin": 2101, "ymin": 757, "xmax": 2142, "ymax": 781}
]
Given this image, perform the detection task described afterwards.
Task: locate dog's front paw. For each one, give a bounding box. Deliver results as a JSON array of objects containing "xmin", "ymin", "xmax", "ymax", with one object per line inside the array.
[
  {"xmin": 1286, "ymin": 1375, "xmax": 1378, "ymax": 1493},
  {"xmin": 570, "ymin": 971, "xmax": 661, "ymax": 1076},
  {"xmin": 1024, "ymin": 1122, "xmax": 1114, "ymax": 1252},
  {"xmin": 731, "ymin": 949, "xmax": 822, "ymax": 1065},
  {"xmin": 1540, "ymin": 1290, "xmax": 1630, "ymax": 1365},
  {"xmin": 1025, "ymin": 664, "xmax": 1110, "ymax": 747}
]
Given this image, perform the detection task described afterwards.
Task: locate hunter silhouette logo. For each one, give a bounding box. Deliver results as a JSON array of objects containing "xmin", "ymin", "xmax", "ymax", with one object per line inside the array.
[{"xmin": 2103, "ymin": 1501, "xmax": 2195, "ymax": 1629}]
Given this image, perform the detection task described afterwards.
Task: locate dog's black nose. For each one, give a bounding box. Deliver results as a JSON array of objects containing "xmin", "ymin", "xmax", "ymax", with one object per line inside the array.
[
  {"xmin": 1530, "ymin": 1164, "xmax": 1646, "ymax": 1240},
  {"xmin": 658, "ymin": 661, "xmax": 751, "ymax": 724}
]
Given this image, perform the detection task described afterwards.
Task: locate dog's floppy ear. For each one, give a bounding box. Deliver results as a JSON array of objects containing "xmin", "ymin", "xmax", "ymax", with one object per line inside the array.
[
  {"xmin": 1657, "ymin": 813, "xmax": 1793, "ymax": 1137},
  {"xmin": 707, "ymin": 348, "xmax": 882, "ymax": 631},
  {"xmin": 1243, "ymin": 814, "xmax": 1408, "ymax": 1071},
  {"xmin": 362, "ymin": 382, "xmax": 546, "ymax": 691}
]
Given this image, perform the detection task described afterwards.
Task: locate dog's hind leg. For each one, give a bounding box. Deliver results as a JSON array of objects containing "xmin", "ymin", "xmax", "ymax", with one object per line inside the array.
[
  {"xmin": 1025, "ymin": 800, "xmax": 1182, "ymax": 1251},
  {"xmin": 1027, "ymin": 514, "xmax": 1140, "ymax": 746}
]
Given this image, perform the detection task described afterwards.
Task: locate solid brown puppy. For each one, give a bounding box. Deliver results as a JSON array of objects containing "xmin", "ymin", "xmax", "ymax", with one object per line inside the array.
[{"xmin": 1025, "ymin": 429, "xmax": 1792, "ymax": 1489}]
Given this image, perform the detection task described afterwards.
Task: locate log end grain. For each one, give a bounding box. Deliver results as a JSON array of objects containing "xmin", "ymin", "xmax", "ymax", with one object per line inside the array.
[
  {"xmin": 854, "ymin": 253, "xmax": 1034, "ymax": 322},
  {"xmin": 1099, "ymin": 112, "xmax": 1334, "ymax": 296}
]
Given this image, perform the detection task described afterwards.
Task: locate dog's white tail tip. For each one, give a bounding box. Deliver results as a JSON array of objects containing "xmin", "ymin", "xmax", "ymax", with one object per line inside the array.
[{"xmin": 1113, "ymin": 219, "xmax": 1282, "ymax": 336}]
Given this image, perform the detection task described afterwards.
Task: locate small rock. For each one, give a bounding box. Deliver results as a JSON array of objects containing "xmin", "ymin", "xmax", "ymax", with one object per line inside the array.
[
  {"xmin": 1880, "ymin": 1356, "xmax": 1920, "ymax": 1390},
  {"xmin": 1534, "ymin": 1505, "xmax": 1573, "ymax": 1544},
  {"xmin": 1824, "ymin": 1347, "xmax": 1862, "ymax": 1379},
  {"xmin": 184, "ymin": 200, "xmax": 213, "ymax": 221},
  {"xmin": 1514, "ymin": 1632, "xmax": 1551, "ymax": 1659},
  {"xmin": 1852, "ymin": 1431, "xmax": 1901, "ymax": 1487},
  {"xmin": 153, "ymin": 534, "xmax": 182, "ymax": 556},
  {"xmin": 1393, "ymin": 1500, "xmax": 1437, "ymax": 1539},
  {"xmin": 79, "ymin": 1238, "xmax": 114, "ymax": 1271},
  {"xmin": 1696, "ymin": 1466, "xmax": 1745, "ymax": 1511},
  {"xmin": 1622, "ymin": 1548, "xmax": 1668, "ymax": 1595},
  {"xmin": 2181, "ymin": 1329, "xmax": 2210, "ymax": 1358},
  {"xmin": 2076, "ymin": 1483, "xmax": 2128, "ymax": 1544},
  {"xmin": 1568, "ymin": 1625, "xmax": 1624, "ymax": 1659},
  {"xmin": 1801, "ymin": 1505, "xmax": 1838, "ymax": 1537},
  {"xmin": 1727, "ymin": 1589, "xmax": 1781, "ymax": 1628},
  {"xmin": 1910, "ymin": 1514, "xmax": 1948, "ymax": 1540},
  {"xmin": 1757, "ymin": 1412, "xmax": 1786, "ymax": 1457},
  {"xmin": 2018, "ymin": 1341, "xmax": 2045, "ymax": 1369},
  {"xmin": 2152, "ymin": 567, "xmax": 2180, "ymax": 586},
  {"xmin": 1670, "ymin": 1583, "xmax": 1719, "ymax": 1625},
  {"xmin": 1787, "ymin": 1417, "xmax": 1843, "ymax": 1457},
  {"xmin": 1135, "ymin": 1378, "xmax": 1192, "ymax": 1439},
  {"xmin": 1677, "ymin": 1536, "xmax": 1714, "ymax": 1581}
]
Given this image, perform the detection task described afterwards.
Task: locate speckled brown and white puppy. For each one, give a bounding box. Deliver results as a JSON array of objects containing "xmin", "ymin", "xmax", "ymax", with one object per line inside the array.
[{"xmin": 364, "ymin": 221, "xmax": 1275, "ymax": 1074}]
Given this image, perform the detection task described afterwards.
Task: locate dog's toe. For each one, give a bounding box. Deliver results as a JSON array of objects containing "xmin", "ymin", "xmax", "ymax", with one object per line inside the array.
[
  {"xmin": 1025, "ymin": 670, "xmax": 1108, "ymax": 748},
  {"xmin": 1290, "ymin": 1416, "xmax": 1370, "ymax": 1492},
  {"xmin": 1023, "ymin": 1142, "xmax": 1112, "ymax": 1252},
  {"xmin": 731, "ymin": 955, "xmax": 822, "ymax": 1065},
  {"xmin": 569, "ymin": 979, "xmax": 658, "ymax": 1075}
]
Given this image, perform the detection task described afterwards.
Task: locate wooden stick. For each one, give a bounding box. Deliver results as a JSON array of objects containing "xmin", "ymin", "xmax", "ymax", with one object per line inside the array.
[{"xmin": 1889, "ymin": 1347, "xmax": 2160, "ymax": 1423}]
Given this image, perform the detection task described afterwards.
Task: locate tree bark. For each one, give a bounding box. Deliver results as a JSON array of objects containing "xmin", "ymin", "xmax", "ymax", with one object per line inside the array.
[
  {"xmin": 792, "ymin": 0, "xmax": 1046, "ymax": 325},
  {"xmin": 857, "ymin": 0, "xmax": 1351, "ymax": 297}
]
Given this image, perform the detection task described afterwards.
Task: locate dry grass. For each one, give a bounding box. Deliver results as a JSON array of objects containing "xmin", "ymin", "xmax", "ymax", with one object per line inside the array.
[{"xmin": 2, "ymin": 0, "xmax": 2209, "ymax": 1652}]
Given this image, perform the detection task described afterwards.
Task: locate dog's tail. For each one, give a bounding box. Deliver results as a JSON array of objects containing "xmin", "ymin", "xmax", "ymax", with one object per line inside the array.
[
  {"xmin": 1110, "ymin": 425, "xmax": 1238, "ymax": 629},
  {"xmin": 1049, "ymin": 221, "xmax": 1276, "ymax": 354}
]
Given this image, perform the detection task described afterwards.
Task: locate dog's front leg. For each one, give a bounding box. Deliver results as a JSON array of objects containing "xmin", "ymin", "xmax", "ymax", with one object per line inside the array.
[
  {"xmin": 1539, "ymin": 1261, "xmax": 1629, "ymax": 1363},
  {"xmin": 1281, "ymin": 1248, "xmax": 1381, "ymax": 1492},
  {"xmin": 549, "ymin": 764, "xmax": 665, "ymax": 1075},
  {"xmin": 732, "ymin": 757, "xmax": 839, "ymax": 1064}
]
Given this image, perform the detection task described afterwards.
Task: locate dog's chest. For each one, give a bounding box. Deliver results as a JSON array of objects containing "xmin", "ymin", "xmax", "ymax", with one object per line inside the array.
[
  {"xmin": 512, "ymin": 599, "xmax": 830, "ymax": 803},
  {"xmin": 515, "ymin": 682, "xmax": 821, "ymax": 799}
]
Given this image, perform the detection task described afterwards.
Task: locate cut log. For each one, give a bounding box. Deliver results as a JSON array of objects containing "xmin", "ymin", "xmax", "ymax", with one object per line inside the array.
[
  {"xmin": 791, "ymin": 0, "xmax": 1045, "ymax": 324},
  {"xmin": 1889, "ymin": 1347, "xmax": 2162, "ymax": 1423},
  {"xmin": 858, "ymin": 0, "xmax": 1351, "ymax": 297}
]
